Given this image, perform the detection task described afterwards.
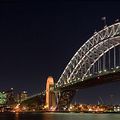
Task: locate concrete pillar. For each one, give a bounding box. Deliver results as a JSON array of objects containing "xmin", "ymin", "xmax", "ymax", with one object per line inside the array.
[{"xmin": 46, "ymin": 76, "xmax": 56, "ymax": 110}]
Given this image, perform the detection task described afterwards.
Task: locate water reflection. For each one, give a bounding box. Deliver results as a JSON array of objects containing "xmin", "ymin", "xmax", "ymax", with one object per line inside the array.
[
  {"xmin": 15, "ymin": 112, "xmax": 19, "ymax": 120},
  {"xmin": 1, "ymin": 112, "xmax": 120, "ymax": 120}
]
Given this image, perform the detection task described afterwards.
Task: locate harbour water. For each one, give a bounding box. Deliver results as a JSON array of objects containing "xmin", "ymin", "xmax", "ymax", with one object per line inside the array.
[{"xmin": 0, "ymin": 112, "xmax": 120, "ymax": 120}]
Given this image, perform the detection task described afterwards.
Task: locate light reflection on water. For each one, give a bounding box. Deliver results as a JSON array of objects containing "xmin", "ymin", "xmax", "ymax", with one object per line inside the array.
[{"xmin": 0, "ymin": 112, "xmax": 120, "ymax": 120}]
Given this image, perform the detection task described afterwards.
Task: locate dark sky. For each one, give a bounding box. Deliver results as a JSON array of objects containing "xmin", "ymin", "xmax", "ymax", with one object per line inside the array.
[{"xmin": 0, "ymin": 0, "xmax": 120, "ymax": 104}]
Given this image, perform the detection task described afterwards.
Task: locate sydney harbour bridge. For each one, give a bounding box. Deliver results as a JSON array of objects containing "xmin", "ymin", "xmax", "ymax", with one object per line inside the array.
[{"xmin": 21, "ymin": 22, "xmax": 120, "ymax": 111}]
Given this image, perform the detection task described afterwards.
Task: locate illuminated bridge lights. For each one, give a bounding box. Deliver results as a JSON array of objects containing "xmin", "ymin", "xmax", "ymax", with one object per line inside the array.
[
  {"xmin": 60, "ymin": 67, "xmax": 120, "ymax": 88},
  {"xmin": 104, "ymin": 69, "xmax": 107, "ymax": 72},
  {"xmin": 99, "ymin": 71, "xmax": 102, "ymax": 74},
  {"xmin": 58, "ymin": 22, "xmax": 120, "ymax": 88},
  {"xmin": 20, "ymin": 22, "xmax": 120, "ymax": 111},
  {"xmin": 116, "ymin": 66, "xmax": 119, "ymax": 69}
]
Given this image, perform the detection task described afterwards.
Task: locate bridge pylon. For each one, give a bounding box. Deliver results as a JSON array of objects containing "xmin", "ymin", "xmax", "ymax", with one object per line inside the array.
[{"xmin": 46, "ymin": 76, "xmax": 56, "ymax": 111}]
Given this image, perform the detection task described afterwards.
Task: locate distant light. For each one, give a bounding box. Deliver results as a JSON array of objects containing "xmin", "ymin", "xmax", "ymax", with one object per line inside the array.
[
  {"xmin": 104, "ymin": 69, "xmax": 107, "ymax": 72},
  {"xmin": 89, "ymin": 108, "xmax": 92, "ymax": 111},
  {"xmin": 11, "ymin": 88, "xmax": 13, "ymax": 90},
  {"xmin": 89, "ymin": 74, "xmax": 92, "ymax": 76},
  {"xmin": 113, "ymin": 70, "xmax": 115, "ymax": 72},
  {"xmin": 97, "ymin": 76, "xmax": 100, "ymax": 79},
  {"xmin": 116, "ymin": 66, "xmax": 119, "ymax": 69},
  {"xmin": 63, "ymin": 107, "xmax": 67, "ymax": 111},
  {"xmin": 23, "ymin": 91, "xmax": 27, "ymax": 94}
]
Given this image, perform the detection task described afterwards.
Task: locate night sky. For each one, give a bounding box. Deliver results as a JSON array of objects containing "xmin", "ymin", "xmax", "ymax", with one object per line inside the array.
[{"xmin": 0, "ymin": 1, "xmax": 120, "ymax": 104}]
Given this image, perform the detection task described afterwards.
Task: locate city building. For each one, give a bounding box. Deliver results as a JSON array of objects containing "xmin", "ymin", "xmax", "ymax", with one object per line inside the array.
[
  {"xmin": 19, "ymin": 91, "xmax": 28, "ymax": 102},
  {"xmin": 5, "ymin": 88, "xmax": 15, "ymax": 105},
  {"xmin": 0, "ymin": 92, "xmax": 7, "ymax": 105}
]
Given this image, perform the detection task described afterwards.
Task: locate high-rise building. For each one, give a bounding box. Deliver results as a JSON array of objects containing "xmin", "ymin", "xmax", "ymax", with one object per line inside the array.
[
  {"xmin": 20, "ymin": 91, "xmax": 28, "ymax": 101},
  {"xmin": 5, "ymin": 88, "xmax": 15, "ymax": 105}
]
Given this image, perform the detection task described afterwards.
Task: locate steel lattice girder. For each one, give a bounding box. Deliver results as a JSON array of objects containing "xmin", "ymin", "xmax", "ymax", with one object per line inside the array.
[
  {"xmin": 56, "ymin": 22, "xmax": 120, "ymax": 88},
  {"xmin": 56, "ymin": 90, "xmax": 76, "ymax": 111}
]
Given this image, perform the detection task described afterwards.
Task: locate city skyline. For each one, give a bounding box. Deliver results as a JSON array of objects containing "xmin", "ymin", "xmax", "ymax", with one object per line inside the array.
[{"xmin": 0, "ymin": 1, "xmax": 120, "ymax": 104}]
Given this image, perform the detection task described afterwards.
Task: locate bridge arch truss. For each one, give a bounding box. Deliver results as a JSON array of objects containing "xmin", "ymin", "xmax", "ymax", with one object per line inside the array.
[{"xmin": 56, "ymin": 22, "xmax": 120, "ymax": 88}]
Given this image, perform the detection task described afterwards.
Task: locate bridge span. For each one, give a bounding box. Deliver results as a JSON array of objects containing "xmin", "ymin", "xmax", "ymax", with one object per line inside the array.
[{"xmin": 21, "ymin": 22, "xmax": 120, "ymax": 111}]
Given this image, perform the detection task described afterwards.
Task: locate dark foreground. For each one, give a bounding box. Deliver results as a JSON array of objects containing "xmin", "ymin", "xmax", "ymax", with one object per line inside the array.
[{"xmin": 1, "ymin": 112, "xmax": 120, "ymax": 120}]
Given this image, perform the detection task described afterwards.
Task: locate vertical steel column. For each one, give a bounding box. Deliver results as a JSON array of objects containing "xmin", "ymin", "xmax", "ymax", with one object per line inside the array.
[
  {"xmin": 98, "ymin": 60, "xmax": 99, "ymax": 72},
  {"xmin": 103, "ymin": 53, "xmax": 106, "ymax": 70},
  {"xmin": 103, "ymin": 37, "xmax": 106, "ymax": 71},
  {"xmin": 108, "ymin": 37, "xmax": 110, "ymax": 70},
  {"xmin": 118, "ymin": 45, "xmax": 120, "ymax": 66},
  {"xmin": 99, "ymin": 58, "xmax": 101, "ymax": 72},
  {"xmin": 108, "ymin": 50, "xmax": 111, "ymax": 70},
  {"xmin": 114, "ymin": 46, "xmax": 116, "ymax": 68}
]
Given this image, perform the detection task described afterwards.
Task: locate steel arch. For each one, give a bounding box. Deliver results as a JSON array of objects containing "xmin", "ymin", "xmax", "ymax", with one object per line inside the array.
[{"xmin": 56, "ymin": 22, "xmax": 120, "ymax": 88}]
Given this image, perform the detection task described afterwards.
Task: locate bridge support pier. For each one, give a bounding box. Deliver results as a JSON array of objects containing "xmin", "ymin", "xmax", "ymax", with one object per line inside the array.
[
  {"xmin": 56, "ymin": 89, "xmax": 76, "ymax": 111},
  {"xmin": 46, "ymin": 76, "xmax": 56, "ymax": 111}
]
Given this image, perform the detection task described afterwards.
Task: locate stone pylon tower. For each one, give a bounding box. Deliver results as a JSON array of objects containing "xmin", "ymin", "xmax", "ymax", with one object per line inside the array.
[{"xmin": 46, "ymin": 76, "xmax": 56, "ymax": 110}]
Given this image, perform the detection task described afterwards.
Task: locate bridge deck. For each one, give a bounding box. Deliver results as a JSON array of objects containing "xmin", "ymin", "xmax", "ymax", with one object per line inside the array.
[{"xmin": 58, "ymin": 71, "xmax": 120, "ymax": 91}]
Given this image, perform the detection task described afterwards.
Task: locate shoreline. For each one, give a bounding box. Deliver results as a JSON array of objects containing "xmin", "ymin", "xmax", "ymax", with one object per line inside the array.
[{"xmin": 0, "ymin": 111, "xmax": 120, "ymax": 114}]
